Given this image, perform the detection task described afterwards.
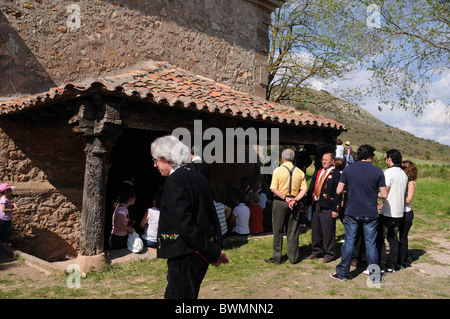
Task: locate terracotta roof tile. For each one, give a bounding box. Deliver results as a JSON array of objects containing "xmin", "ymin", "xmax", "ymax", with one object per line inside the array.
[{"xmin": 0, "ymin": 60, "xmax": 346, "ymax": 131}]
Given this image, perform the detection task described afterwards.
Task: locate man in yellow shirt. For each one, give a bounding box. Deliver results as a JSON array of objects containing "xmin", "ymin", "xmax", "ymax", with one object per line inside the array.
[{"xmin": 265, "ymin": 148, "xmax": 308, "ymax": 264}]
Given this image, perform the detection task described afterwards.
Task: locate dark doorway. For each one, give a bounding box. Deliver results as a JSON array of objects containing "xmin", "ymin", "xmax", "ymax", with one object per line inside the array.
[{"xmin": 104, "ymin": 128, "xmax": 168, "ymax": 249}]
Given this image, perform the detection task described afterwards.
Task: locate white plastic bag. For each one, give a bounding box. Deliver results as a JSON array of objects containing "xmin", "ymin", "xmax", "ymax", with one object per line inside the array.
[{"xmin": 127, "ymin": 231, "xmax": 144, "ymax": 253}]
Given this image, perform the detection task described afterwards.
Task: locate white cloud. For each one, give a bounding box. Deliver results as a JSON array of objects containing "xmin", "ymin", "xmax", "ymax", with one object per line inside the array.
[
  {"xmin": 430, "ymin": 69, "xmax": 450, "ymax": 101},
  {"xmin": 309, "ymin": 80, "xmax": 325, "ymax": 91},
  {"xmin": 321, "ymin": 69, "xmax": 450, "ymax": 146}
]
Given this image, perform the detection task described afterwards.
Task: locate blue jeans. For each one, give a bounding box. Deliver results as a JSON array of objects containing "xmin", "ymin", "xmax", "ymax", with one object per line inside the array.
[
  {"xmin": 335, "ymin": 215, "xmax": 378, "ymax": 279},
  {"xmin": 144, "ymin": 240, "xmax": 157, "ymax": 248}
]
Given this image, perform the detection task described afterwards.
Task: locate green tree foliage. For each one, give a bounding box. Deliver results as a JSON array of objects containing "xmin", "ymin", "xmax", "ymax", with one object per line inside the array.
[
  {"xmin": 267, "ymin": 0, "xmax": 364, "ymax": 104},
  {"xmin": 268, "ymin": 0, "xmax": 449, "ymax": 115}
]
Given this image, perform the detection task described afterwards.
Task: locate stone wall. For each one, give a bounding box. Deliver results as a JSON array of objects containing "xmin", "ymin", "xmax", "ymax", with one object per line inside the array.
[
  {"xmin": 0, "ymin": 0, "xmax": 271, "ymax": 99},
  {"xmin": 0, "ymin": 119, "xmax": 85, "ymax": 261}
]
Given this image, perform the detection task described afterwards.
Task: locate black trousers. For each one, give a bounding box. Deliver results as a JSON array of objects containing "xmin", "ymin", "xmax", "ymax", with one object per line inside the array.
[
  {"xmin": 398, "ymin": 210, "xmax": 414, "ymax": 266},
  {"xmin": 377, "ymin": 215, "xmax": 401, "ymax": 269},
  {"xmin": 311, "ymin": 202, "xmax": 336, "ymax": 259},
  {"xmin": 109, "ymin": 233, "xmax": 127, "ymax": 250},
  {"xmin": 165, "ymin": 252, "xmax": 209, "ymax": 299}
]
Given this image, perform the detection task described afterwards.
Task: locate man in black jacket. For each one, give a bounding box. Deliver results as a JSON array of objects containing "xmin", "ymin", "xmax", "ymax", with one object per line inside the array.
[
  {"xmin": 187, "ymin": 145, "xmax": 211, "ymax": 182},
  {"xmin": 307, "ymin": 152, "xmax": 342, "ymax": 263},
  {"xmin": 151, "ymin": 135, "xmax": 229, "ymax": 299}
]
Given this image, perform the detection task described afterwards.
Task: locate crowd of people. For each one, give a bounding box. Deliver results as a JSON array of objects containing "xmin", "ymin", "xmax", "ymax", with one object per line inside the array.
[
  {"xmin": 216, "ymin": 178, "xmax": 268, "ymax": 238},
  {"xmin": 0, "ymin": 134, "xmax": 419, "ymax": 298},
  {"xmin": 90, "ymin": 137, "xmax": 420, "ymax": 294},
  {"xmin": 330, "ymin": 145, "xmax": 417, "ymax": 281},
  {"xmin": 107, "ymin": 146, "xmax": 271, "ymax": 254},
  {"xmin": 260, "ymin": 142, "xmax": 417, "ymax": 283}
]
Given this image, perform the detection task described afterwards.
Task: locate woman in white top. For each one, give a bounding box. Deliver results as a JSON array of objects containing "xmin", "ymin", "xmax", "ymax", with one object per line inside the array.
[
  {"xmin": 229, "ymin": 193, "xmax": 250, "ymax": 236},
  {"xmin": 399, "ymin": 160, "xmax": 417, "ymax": 268},
  {"xmin": 335, "ymin": 139, "xmax": 344, "ymax": 161},
  {"xmin": 140, "ymin": 192, "xmax": 162, "ymax": 248}
]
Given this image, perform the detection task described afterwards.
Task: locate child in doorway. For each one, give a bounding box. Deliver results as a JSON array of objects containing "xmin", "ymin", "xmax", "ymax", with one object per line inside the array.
[{"xmin": 0, "ymin": 183, "xmax": 18, "ymax": 247}]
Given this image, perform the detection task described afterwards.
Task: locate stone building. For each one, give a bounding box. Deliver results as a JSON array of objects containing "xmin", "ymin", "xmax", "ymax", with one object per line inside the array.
[{"xmin": 0, "ymin": 0, "xmax": 345, "ymax": 263}]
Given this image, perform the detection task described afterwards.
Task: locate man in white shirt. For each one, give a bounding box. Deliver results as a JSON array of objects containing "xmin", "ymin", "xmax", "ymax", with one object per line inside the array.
[{"xmin": 378, "ymin": 149, "xmax": 408, "ymax": 273}]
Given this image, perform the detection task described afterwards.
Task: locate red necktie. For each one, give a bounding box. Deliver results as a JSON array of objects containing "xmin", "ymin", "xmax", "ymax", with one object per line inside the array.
[{"xmin": 314, "ymin": 170, "xmax": 327, "ymax": 198}]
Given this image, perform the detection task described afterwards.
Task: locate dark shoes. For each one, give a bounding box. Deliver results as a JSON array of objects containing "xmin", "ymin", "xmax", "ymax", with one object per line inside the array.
[
  {"xmin": 330, "ymin": 273, "xmax": 347, "ymax": 281},
  {"xmin": 308, "ymin": 254, "xmax": 334, "ymax": 263},
  {"xmin": 322, "ymin": 257, "xmax": 334, "ymax": 263},
  {"xmin": 264, "ymin": 258, "xmax": 281, "ymax": 265},
  {"xmin": 265, "ymin": 256, "xmax": 333, "ymax": 264}
]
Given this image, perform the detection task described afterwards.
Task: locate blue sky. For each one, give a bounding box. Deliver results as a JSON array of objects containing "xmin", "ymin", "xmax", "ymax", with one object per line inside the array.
[
  {"xmin": 301, "ymin": 0, "xmax": 450, "ymax": 147},
  {"xmin": 311, "ymin": 68, "xmax": 450, "ymax": 146}
]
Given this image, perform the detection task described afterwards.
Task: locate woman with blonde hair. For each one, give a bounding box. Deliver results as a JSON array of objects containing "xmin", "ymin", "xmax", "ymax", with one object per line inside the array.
[{"xmin": 399, "ymin": 160, "xmax": 418, "ymax": 268}]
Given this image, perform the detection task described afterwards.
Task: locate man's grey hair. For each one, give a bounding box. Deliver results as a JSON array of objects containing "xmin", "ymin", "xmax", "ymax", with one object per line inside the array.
[
  {"xmin": 281, "ymin": 148, "xmax": 295, "ymax": 162},
  {"xmin": 151, "ymin": 135, "xmax": 191, "ymax": 167}
]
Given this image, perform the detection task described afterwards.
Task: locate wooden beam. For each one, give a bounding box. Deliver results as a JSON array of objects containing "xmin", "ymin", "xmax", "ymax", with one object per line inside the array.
[
  {"xmin": 68, "ymin": 97, "xmax": 122, "ymax": 256},
  {"xmin": 79, "ymin": 136, "xmax": 107, "ymax": 256}
]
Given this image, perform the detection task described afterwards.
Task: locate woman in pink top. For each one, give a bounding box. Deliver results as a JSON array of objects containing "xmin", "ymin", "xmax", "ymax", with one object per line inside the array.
[
  {"xmin": 109, "ymin": 186, "xmax": 136, "ymax": 249},
  {"xmin": 0, "ymin": 183, "xmax": 18, "ymax": 246}
]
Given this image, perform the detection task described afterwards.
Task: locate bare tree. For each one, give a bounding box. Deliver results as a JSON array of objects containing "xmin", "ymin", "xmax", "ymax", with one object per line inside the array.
[{"xmin": 267, "ymin": 0, "xmax": 364, "ymax": 105}]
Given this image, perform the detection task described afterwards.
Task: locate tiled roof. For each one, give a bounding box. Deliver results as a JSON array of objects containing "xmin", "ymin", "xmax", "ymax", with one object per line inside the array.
[{"xmin": 0, "ymin": 61, "xmax": 346, "ymax": 131}]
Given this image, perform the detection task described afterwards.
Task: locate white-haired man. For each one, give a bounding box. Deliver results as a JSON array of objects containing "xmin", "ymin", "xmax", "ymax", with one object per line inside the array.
[
  {"xmin": 151, "ymin": 135, "xmax": 229, "ymax": 299},
  {"xmin": 265, "ymin": 148, "xmax": 308, "ymax": 264}
]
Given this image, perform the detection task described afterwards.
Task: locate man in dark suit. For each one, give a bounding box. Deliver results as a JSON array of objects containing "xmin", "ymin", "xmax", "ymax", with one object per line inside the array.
[
  {"xmin": 187, "ymin": 145, "xmax": 211, "ymax": 182},
  {"xmin": 151, "ymin": 135, "xmax": 229, "ymax": 299},
  {"xmin": 307, "ymin": 152, "xmax": 342, "ymax": 263}
]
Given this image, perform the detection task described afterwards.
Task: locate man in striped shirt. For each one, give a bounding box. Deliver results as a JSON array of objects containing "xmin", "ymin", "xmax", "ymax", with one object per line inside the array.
[{"xmin": 214, "ymin": 201, "xmax": 232, "ymax": 236}]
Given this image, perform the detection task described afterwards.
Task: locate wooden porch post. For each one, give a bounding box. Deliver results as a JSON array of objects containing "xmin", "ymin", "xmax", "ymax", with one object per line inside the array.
[
  {"xmin": 80, "ymin": 136, "xmax": 107, "ymax": 255},
  {"xmin": 69, "ymin": 98, "xmax": 121, "ymax": 256}
]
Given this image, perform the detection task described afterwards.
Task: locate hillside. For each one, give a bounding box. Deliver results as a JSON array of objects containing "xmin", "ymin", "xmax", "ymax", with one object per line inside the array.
[{"xmin": 288, "ymin": 88, "xmax": 450, "ymax": 162}]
